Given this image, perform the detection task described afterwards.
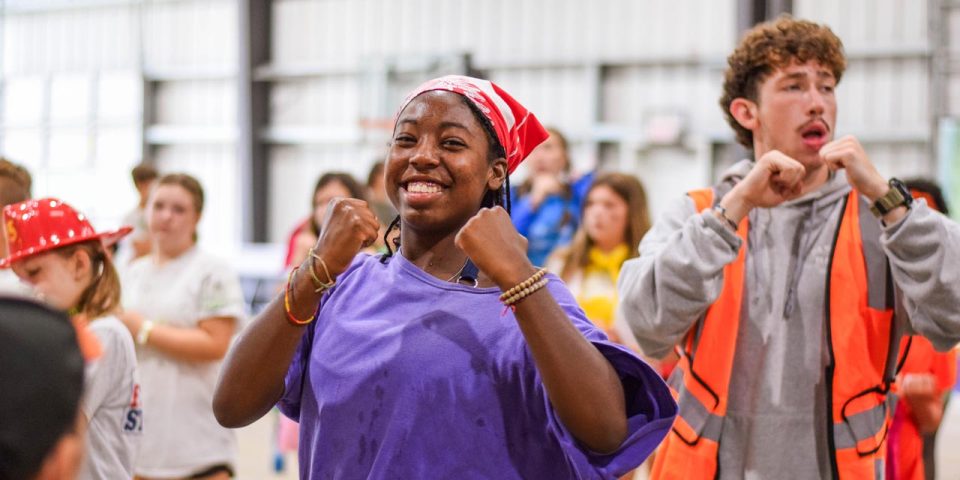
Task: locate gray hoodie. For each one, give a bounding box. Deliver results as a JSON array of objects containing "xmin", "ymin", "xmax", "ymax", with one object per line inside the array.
[{"xmin": 618, "ymin": 160, "xmax": 960, "ymax": 479}]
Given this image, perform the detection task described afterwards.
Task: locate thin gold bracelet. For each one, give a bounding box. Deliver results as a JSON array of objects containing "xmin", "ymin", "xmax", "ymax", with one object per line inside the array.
[
  {"xmin": 306, "ymin": 248, "xmax": 335, "ymax": 293},
  {"xmin": 308, "ymin": 248, "xmax": 336, "ymax": 283}
]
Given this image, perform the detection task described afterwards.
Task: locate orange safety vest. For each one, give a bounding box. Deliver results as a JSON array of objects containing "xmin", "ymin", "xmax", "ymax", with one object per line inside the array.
[
  {"xmin": 651, "ymin": 187, "xmax": 904, "ymax": 480},
  {"xmin": 887, "ymin": 334, "xmax": 957, "ymax": 479}
]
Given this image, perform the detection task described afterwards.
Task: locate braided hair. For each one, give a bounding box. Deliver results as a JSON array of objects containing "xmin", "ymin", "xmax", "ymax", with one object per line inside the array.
[{"xmin": 381, "ymin": 94, "xmax": 509, "ymax": 262}]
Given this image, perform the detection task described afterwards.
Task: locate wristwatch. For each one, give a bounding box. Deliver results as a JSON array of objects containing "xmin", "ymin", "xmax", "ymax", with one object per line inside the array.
[{"xmin": 869, "ymin": 178, "xmax": 913, "ymax": 217}]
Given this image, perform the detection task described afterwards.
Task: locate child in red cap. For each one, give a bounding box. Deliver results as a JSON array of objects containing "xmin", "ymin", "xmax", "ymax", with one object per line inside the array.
[{"xmin": 2, "ymin": 198, "xmax": 141, "ymax": 480}]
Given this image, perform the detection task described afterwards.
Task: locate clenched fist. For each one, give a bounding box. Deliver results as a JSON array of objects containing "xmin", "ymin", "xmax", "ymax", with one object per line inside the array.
[
  {"xmin": 720, "ymin": 150, "xmax": 806, "ymax": 222},
  {"xmin": 313, "ymin": 198, "xmax": 380, "ymax": 277},
  {"xmin": 819, "ymin": 135, "xmax": 888, "ymax": 201},
  {"xmin": 455, "ymin": 207, "xmax": 534, "ymax": 289}
]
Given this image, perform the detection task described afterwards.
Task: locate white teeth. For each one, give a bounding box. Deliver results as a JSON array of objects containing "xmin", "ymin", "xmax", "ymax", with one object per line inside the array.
[{"xmin": 407, "ymin": 182, "xmax": 442, "ymax": 194}]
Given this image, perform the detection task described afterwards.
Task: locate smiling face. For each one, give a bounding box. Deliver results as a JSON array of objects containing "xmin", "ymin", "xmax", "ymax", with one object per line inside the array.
[
  {"xmin": 12, "ymin": 249, "xmax": 90, "ymax": 311},
  {"xmin": 735, "ymin": 60, "xmax": 838, "ymax": 171},
  {"xmin": 386, "ymin": 91, "xmax": 506, "ymax": 235}
]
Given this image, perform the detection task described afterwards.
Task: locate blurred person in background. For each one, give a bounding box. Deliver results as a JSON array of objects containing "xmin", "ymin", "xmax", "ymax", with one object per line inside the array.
[
  {"xmin": 116, "ymin": 163, "xmax": 159, "ymax": 267},
  {"xmin": 0, "ymin": 297, "xmax": 86, "ymax": 480},
  {"xmin": 547, "ymin": 172, "xmax": 650, "ymax": 344},
  {"xmin": 366, "ymin": 160, "xmax": 399, "ymax": 228},
  {"xmin": 284, "ymin": 172, "xmax": 367, "ymax": 269},
  {"xmin": 277, "ymin": 172, "xmax": 369, "ymax": 464},
  {"xmin": 213, "ymin": 75, "xmax": 675, "ymax": 479},
  {"xmin": 618, "ymin": 16, "xmax": 960, "ymax": 479},
  {"xmin": 3, "ymin": 198, "xmax": 140, "ymax": 480},
  {"xmin": 885, "ymin": 179, "xmax": 958, "ymax": 480},
  {"xmin": 366, "ymin": 160, "xmax": 399, "ymax": 254},
  {"xmin": 546, "ymin": 172, "xmax": 654, "ymax": 480},
  {"xmin": 511, "ymin": 127, "xmax": 582, "ymax": 266},
  {"xmin": 0, "ymin": 157, "xmax": 32, "ymax": 295},
  {"xmin": 117, "ymin": 173, "xmax": 245, "ymax": 480}
]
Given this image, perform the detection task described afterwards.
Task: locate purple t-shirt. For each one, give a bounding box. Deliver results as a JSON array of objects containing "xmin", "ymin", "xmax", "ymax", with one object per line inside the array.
[{"xmin": 279, "ymin": 252, "xmax": 676, "ymax": 479}]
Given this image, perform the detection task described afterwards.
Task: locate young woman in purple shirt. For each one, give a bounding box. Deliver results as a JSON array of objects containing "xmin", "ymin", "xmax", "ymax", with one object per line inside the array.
[{"xmin": 213, "ymin": 75, "xmax": 676, "ymax": 479}]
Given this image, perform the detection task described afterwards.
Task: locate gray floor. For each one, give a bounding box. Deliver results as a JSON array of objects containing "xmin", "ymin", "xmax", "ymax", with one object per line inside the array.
[
  {"xmin": 235, "ymin": 412, "xmax": 298, "ymax": 480},
  {"xmin": 236, "ymin": 399, "xmax": 960, "ymax": 479}
]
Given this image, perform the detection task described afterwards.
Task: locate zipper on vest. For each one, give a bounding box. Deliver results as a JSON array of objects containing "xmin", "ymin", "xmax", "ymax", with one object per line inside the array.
[{"xmin": 822, "ymin": 194, "xmax": 848, "ymax": 479}]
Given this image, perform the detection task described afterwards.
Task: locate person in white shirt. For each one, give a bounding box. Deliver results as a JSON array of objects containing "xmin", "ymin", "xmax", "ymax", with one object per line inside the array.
[
  {"xmin": 117, "ymin": 173, "xmax": 245, "ymax": 480},
  {"xmin": 115, "ymin": 163, "xmax": 159, "ymax": 268},
  {"xmin": 2, "ymin": 197, "xmax": 141, "ymax": 480}
]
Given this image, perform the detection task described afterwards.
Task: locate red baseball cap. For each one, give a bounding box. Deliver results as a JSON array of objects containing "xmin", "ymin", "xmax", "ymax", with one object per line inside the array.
[{"xmin": 1, "ymin": 197, "xmax": 132, "ymax": 268}]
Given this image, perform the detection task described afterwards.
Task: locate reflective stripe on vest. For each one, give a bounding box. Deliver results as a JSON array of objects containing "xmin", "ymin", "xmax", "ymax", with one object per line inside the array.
[
  {"xmin": 670, "ymin": 362, "xmax": 893, "ymax": 449},
  {"xmin": 651, "ymin": 187, "xmax": 898, "ymax": 480}
]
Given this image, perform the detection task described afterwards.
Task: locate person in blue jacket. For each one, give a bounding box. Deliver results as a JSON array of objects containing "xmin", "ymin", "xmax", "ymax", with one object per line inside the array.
[{"xmin": 511, "ymin": 127, "xmax": 584, "ymax": 266}]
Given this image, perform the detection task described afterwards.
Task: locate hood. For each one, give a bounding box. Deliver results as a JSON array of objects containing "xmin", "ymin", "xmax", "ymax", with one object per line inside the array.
[{"xmin": 721, "ymin": 160, "xmax": 853, "ymax": 320}]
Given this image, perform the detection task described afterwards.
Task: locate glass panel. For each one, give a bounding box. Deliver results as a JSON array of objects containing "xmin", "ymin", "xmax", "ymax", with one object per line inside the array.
[
  {"xmin": 95, "ymin": 126, "xmax": 140, "ymax": 170},
  {"xmin": 2, "ymin": 127, "xmax": 45, "ymax": 170},
  {"xmin": 48, "ymin": 128, "xmax": 89, "ymax": 169},
  {"xmin": 98, "ymin": 72, "xmax": 141, "ymax": 122},
  {"xmin": 3, "ymin": 77, "xmax": 45, "ymax": 125},
  {"xmin": 50, "ymin": 74, "xmax": 90, "ymax": 123}
]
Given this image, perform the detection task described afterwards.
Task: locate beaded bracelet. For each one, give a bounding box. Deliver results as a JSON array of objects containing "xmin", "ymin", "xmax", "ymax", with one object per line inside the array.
[
  {"xmin": 503, "ymin": 277, "xmax": 549, "ymax": 307},
  {"xmin": 499, "ymin": 268, "xmax": 547, "ymax": 302},
  {"xmin": 284, "ymin": 266, "xmax": 318, "ymax": 326}
]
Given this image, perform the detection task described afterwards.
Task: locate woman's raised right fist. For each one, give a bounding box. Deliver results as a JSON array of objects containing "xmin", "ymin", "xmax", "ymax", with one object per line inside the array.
[{"xmin": 313, "ymin": 197, "xmax": 381, "ymax": 277}]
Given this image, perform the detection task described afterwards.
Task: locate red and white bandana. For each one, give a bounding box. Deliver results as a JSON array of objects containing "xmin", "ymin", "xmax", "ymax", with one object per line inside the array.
[{"xmin": 395, "ymin": 75, "xmax": 549, "ymax": 174}]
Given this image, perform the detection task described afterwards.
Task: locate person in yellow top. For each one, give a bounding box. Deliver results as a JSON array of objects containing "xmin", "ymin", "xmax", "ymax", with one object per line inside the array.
[{"xmin": 548, "ymin": 172, "xmax": 650, "ymax": 338}]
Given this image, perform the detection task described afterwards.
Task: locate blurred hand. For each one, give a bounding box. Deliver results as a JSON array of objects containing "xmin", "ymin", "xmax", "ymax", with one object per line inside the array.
[
  {"xmin": 530, "ymin": 174, "xmax": 564, "ymax": 208},
  {"xmin": 313, "ymin": 198, "xmax": 380, "ymax": 277},
  {"xmin": 455, "ymin": 206, "xmax": 534, "ymax": 288},
  {"xmin": 720, "ymin": 150, "xmax": 806, "ymax": 222},
  {"xmin": 820, "ymin": 135, "xmax": 888, "ymax": 201},
  {"xmin": 900, "ymin": 373, "xmax": 938, "ymax": 403}
]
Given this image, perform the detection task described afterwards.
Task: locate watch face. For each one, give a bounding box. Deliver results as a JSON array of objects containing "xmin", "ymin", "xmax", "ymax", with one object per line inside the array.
[
  {"xmin": 871, "ymin": 178, "xmax": 913, "ymax": 217},
  {"xmin": 889, "ymin": 178, "xmax": 913, "ymax": 206}
]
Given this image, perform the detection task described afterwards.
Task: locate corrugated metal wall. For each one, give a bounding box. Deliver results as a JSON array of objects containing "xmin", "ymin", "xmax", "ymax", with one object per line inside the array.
[
  {"xmin": 937, "ymin": 0, "xmax": 960, "ymax": 215},
  {"xmin": 1, "ymin": 2, "xmax": 142, "ymax": 229},
  {"xmin": 0, "ymin": 0, "xmax": 950, "ymax": 249},
  {"xmin": 0, "ymin": 0, "xmax": 242, "ymax": 250},
  {"xmin": 952, "ymin": 3, "xmax": 960, "ymax": 115},
  {"xmin": 265, "ymin": 0, "xmax": 737, "ymax": 239},
  {"xmin": 796, "ymin": 0, "xmax": 933, "ymax": 179},
  {"xmin": 141, "ymin": 0, "xmax": 240, "ymax": 250}
]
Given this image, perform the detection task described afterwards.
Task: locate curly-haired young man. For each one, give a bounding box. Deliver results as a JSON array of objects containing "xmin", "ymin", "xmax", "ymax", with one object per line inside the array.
[{"xmin": 618, "ymin": 16, "xmax": 960, "ymax": 479}]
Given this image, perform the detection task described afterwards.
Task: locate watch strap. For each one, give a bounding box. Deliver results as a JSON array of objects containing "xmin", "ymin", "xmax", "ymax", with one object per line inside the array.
[{"xmin": 869, "ymin": 178, "xmax": 911, "ymax": 217}]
